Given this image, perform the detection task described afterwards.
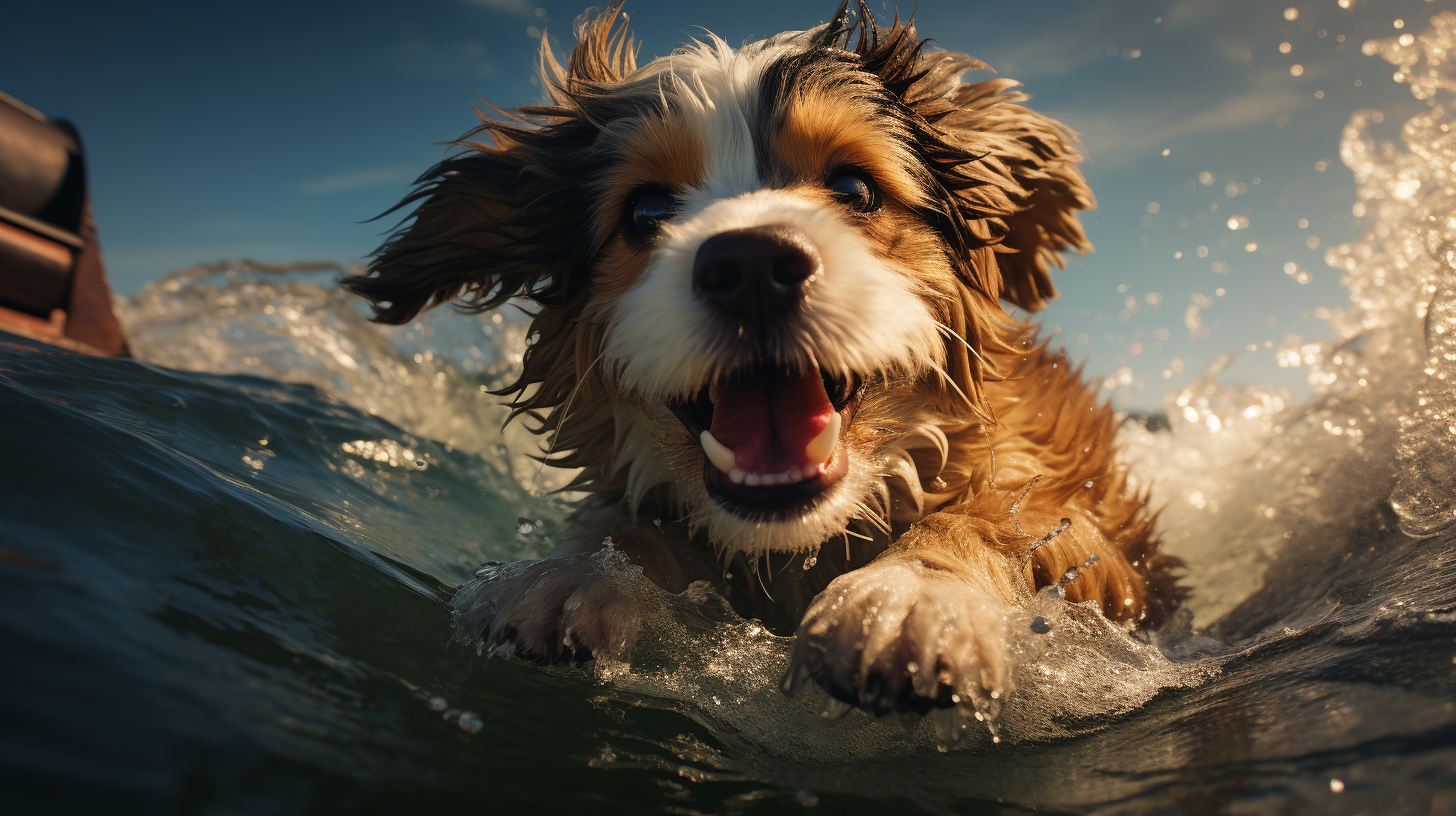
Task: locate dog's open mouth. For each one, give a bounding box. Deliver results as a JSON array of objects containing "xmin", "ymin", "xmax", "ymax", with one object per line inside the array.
[{"xmin": 670, "ymin": 367, "xmax": 863, "ymax": 516}]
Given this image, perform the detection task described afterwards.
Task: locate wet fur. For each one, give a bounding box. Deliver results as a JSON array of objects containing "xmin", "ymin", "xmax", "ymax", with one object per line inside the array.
[{"xmin": 344, "ymin": 2, "xmax": 1181, "ymax": 714}]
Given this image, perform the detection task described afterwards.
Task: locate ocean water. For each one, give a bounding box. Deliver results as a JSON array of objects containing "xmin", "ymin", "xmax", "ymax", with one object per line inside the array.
[{"xmin": 4, "ymin": 16, "xmax": 1456, "ymax": 815}]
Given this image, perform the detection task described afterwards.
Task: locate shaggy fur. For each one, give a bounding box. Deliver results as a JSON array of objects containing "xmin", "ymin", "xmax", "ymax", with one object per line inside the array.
[{"xmin": 343, "ymin": 1, "xmax": 1181, "ymax": 715}]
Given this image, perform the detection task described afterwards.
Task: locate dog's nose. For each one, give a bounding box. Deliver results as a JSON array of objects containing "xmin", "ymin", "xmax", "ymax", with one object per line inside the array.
[{"xmin": 692, "ymin": 225, "xmax": 821, "ymax": 326}]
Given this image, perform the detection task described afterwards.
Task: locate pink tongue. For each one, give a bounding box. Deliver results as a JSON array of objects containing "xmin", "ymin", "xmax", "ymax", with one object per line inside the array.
[{"xmin": 710, "ymin": 371, "xmax": 835, "ymax": 476}]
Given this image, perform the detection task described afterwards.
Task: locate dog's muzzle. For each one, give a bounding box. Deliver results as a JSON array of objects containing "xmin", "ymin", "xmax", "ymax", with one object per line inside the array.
[{"xmin": 672, "ymin": 224, "xmax": 863, "ymax": 518}]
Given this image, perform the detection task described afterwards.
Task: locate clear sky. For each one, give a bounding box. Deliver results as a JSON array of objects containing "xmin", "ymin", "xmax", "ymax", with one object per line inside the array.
[{"xmin": 2, "ymin": 0, "xmax": 1443, "ymax": 408}]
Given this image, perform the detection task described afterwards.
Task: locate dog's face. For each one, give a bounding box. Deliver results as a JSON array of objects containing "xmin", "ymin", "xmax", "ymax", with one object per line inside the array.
[
  {"xmin": 589, "ymin": 30, "xmax": 964, "ymax": 554},
  {"xmin": 346, "ymin": 3, "xmax": 1093, "ymax": 557}
]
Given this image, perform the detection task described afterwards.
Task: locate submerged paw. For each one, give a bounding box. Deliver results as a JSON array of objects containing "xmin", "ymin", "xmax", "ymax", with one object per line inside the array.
[
  {"xmin": 453, "ymin": 552, "xmax": 640, "ymax": 664},
  {"xmin": 782, "ymin": 563, "xmax": 1012, "ymax": 721}
]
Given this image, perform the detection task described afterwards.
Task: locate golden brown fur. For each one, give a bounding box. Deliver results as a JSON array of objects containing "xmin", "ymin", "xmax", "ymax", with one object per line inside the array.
[{"xmin": 343, "ymin": 2, "xmax": 1181, "ymax": 715}]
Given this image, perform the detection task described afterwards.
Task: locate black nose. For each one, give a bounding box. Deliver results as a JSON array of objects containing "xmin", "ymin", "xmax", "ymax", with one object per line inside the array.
[{"xmin": 692, "ymin": 225, "xmax": 821, "ymax": 326}]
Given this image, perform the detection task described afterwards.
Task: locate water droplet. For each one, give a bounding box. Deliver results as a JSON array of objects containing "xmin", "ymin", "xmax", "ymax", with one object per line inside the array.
[
  {"xmin": 803, "ymin": 555, "xmax": 818, "ymax": 570},
  {"xmin": 459, "ymin": 712, "xmax": 483, "ymax": 733},
  {"xmin": 427, "ymin": 696, "xmax": 447, "ymax": 711},
  {"xmin": 1030, "ymin": 616, "xmax": 1052, "ymax": 634},
  {"xmin": 516, "ymin": 518, "xmax": 534, "ymax": 535}
]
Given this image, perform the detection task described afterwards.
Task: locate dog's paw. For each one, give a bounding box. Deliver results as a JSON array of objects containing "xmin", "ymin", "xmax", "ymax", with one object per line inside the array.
[
  {"xmin": 453, "ymin": 551, "xmax": 640, "ymax": 664},
  {"xmin": 782, "ymin": 560, "xmax": 1013, "ymax": 717}
]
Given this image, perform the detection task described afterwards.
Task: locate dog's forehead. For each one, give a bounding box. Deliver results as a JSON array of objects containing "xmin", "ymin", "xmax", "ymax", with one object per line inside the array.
[
  {"xmin": 629, "ymin": 33, "xmax": 825, "ymax": 202},
  {"xmin": 600, "ymin": 34, "xmax": 923, "ymax": 222}
]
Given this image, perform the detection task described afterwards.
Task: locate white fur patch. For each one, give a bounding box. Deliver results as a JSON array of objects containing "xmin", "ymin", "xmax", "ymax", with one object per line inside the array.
[{"xmin": 647, "ymin": 36, "xmax": 770, "ymax": 203}]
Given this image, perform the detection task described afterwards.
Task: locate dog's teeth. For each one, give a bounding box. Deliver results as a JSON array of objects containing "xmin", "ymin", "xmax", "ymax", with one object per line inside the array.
[
  {"xmin": 805, "ymin": 412, "xmax": 841, "ymax": 466},
  {"xmin": 722, "ymin": 466, "xmax": 817, "ymax": 487},
  {"xmin": 700, "ymin": 430, "xmax": 736, "ymax": 473}
]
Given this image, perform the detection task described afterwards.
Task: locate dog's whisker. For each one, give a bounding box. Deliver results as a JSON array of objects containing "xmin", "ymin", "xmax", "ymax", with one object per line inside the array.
[
  {"xmin": 934, "ymin": 320, "xmax": 1004, "ymax": 381},
  {"xmin": 537, "ymin": 345, "xmax": 610, "ymax": 489},
  {"xmin": 983, "ymin": 421, "xmax": 999, "ymax": 491},
  {"xmin": 1009, "ymin": 474, "xmax": 1043, "ymax": 540},
  {"xmin": 753, "ymin": 551, "xmax": 775, "ymax": 601},
  {"xmin": 852, "ymin": 499, "xmax": 892, "ymax": 536},
  {"xmin": 926, "ymin": 359, "xmax": 980, "ymax": 414}
]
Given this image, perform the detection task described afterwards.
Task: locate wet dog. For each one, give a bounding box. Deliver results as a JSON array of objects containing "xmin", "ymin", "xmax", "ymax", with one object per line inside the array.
[{"xmin": 343, "ymin": 1, "xmax": 1180, "ymax": 716}]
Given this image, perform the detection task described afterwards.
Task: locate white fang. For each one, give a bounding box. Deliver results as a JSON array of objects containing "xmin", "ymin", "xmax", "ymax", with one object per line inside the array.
[
  {"xmin": 700, "ymin": 430, "xmax": 736, "ymax": 473},
  {"xmin": 805, "ymin": 413, "xmax": 841, "ymax": 467}
]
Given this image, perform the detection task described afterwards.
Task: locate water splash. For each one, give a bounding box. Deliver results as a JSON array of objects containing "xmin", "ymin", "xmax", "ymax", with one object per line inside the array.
[
  {"xmin": 454, "ymin": 545, "xmax": 1207, "ymax": 762},
  {"xmin": 116, "ymin": 260, "xmax": 573, "ymax": 496},
  {"xmin": 1122, "ymin": 12, "xmax": 1456, "ymax": 623},
  {"xmin": 1352, "ymin": 13, "xmax": 1456, "ymax": 538},
  {"xmin": 1311, "ymin": 14, "xmax": 1456, "ymax": 539}
]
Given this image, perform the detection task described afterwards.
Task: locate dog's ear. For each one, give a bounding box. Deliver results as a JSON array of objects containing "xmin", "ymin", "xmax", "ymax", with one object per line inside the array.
[
  {"xmin": 341, "ymin": 147, "xmax": 556, "ymax": 324},
  {"xmin": 925, "ymin": 69, "xmax": 1094, "ymax": 313},
  {"xmin": 342, "ymin": 4, "xmax": 638, "ymax": 324},
  {"xmin": 846, "ymin": 11, "xmax": 1093, "ymax": 313}
]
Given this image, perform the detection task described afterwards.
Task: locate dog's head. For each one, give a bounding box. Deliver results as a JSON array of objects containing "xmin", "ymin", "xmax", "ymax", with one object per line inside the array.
[{"xmin": 345, "ymin": 1, "xmax": 1092, "ymax": 557}]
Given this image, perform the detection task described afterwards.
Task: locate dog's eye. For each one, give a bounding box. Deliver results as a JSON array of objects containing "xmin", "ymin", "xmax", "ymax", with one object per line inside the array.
[
  {"xmin": 826, "ymin": 169, "xmax": 881, "ymax": 213},
  {"xmin": 628, "ymin": 190, "xmax": 675, "ymax": 238}
]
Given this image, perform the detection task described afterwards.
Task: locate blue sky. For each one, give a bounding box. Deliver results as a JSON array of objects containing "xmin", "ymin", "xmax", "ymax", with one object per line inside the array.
[{"xmin": 2, "ymin": 0, "xmax": 1443, "ymax": 408}]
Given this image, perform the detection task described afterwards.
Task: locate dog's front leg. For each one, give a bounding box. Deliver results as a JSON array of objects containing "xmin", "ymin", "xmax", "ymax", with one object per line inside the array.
[
  {"xmin": 784, "ymin": 511, "xmax": 1038, "ymax": 716},
  {"xmin": 454, "ymin": 517, "xmax": 708, "ymax": 664},
  {"xmin": 455, "ymin": 545, "xmax": 640, "ymax": 664}
]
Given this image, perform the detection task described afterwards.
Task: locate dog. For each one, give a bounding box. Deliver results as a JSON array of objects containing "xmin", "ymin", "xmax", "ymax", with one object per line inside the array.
[{"xmin": 343, "ymin": 1, "xmax": 1180, "ymax": 717}]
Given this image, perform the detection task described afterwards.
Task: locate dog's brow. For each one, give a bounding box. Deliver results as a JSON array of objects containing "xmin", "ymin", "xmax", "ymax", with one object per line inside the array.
[
  {"xmin": 765, "ymin": 92, "xmax": 926, "ymax": 208},
  {"xmin": 607, "ymin": 116, "xmax": 706, "ymax": 190}
]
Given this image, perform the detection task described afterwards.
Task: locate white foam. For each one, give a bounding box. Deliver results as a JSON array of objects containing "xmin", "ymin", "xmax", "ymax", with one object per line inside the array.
[{"xmin": 1122, "ymin": 12, "xmax": 1456, "ymax": 627}]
